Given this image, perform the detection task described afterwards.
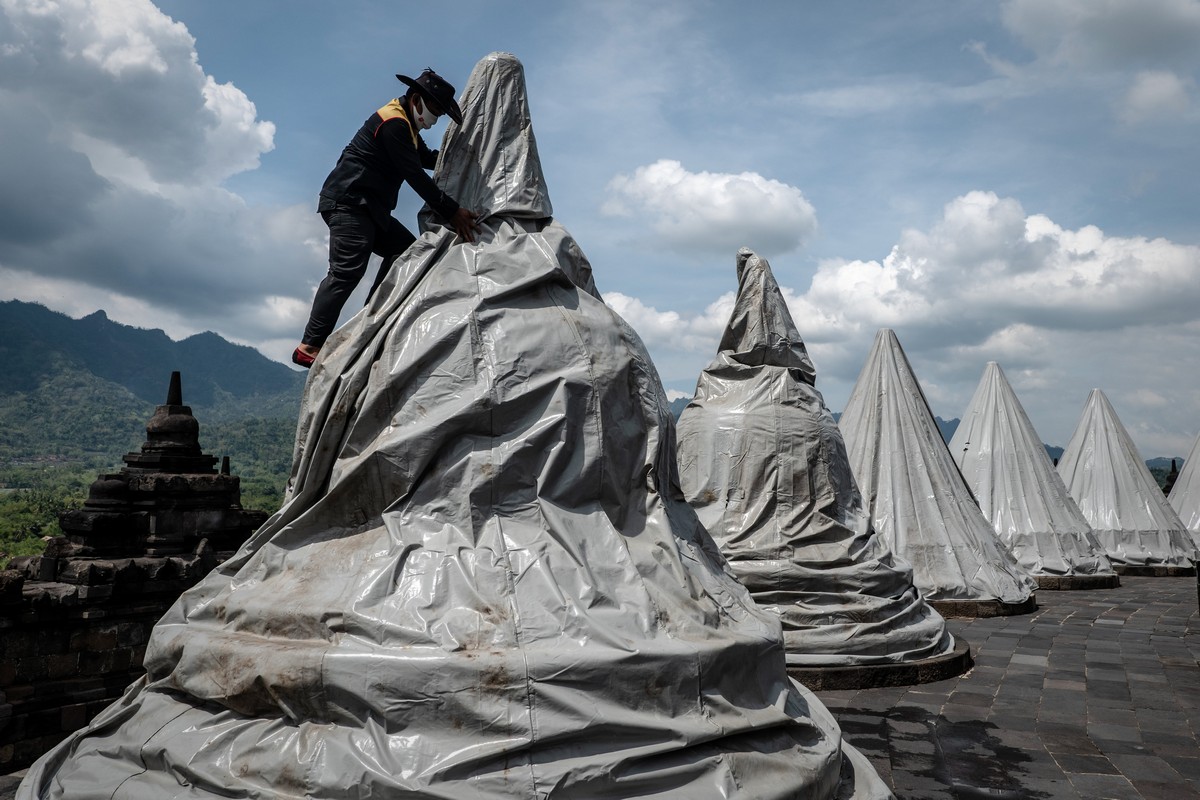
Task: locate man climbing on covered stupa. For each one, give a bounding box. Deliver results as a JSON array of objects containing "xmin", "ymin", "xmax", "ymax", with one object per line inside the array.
[
  {"xmin": 839, "ymin": 329, "xmax": 1037, "ymax": 618},
  {"xmin": 676, "ymin": 249, "xmax": 969, "ymax": 689},
  {"xmin": 292, "ymin": 67, "xmax": 480, "ymax": 369},
  {"xmin": 19, "ymin": 53, "xmax": 890, "ymax": 800}
]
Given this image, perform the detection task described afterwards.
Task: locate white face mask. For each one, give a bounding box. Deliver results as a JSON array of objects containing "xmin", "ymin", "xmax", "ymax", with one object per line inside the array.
[{"xmin": 412, "ymin": 96, "xmax": 439, "ymax": 130}]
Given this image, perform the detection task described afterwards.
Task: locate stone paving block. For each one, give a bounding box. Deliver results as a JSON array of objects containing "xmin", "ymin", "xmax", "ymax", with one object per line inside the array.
[
  {"xmin": 1167, "ymin": 757, "xmax": 1200, "ymax": 782},
  {"xmin": 1134, "ymin": 779, "xmax": 1200, "ymax": 799},
  {"xmin": 1052, "ymin": 752, "xmax": 1120, "ymax": 774},
  {"xmin": 987, "ymin": 712, "xmax": 1039, "ymax": 732},
  {"xmin": 1038, "ymin": 706, "xmax": 1086, "ymax": 725},
  {"xmin": 989, "ymin": 728, "xmax": 1044, "ymax": 750},
  {"xmin": 947, "ymin": 691, "xmax": 993, "ymax": 708},
  {"xmin": 1150, "ymin": 741, "xmax": 1200, "ymax": 759},
  {"xmin": 1109, "ymin": 753, "xmax": 1190, "ymax": 782},
  {"xmin": 1002, "ymin": 672, "xmax": 1045, "ymax": 688},
  {"xmin": 952, "ymin": 680, "xmax": 996, "ymax": 696},
  {"xmin": 1129, "ymin": 671, "xmax": 1171, "ymax": 685},
  {"xmin": 1066, "ymin": 771, "xmax": 1143, "ymax": 798},
  {"xmin": 940, "ymin": 703, "xmax": 987, "ymax": 723},
  {"xmin": 1086, "ymin": 707, "xmax": 1138, "ymax": 726},
  {"xmin": 1038, "ymin": 726, "xmax": 1099, "ymax": 754},
  {"xmin": 1020, "ymin": 777, "xmax": 1083, "ymax": 798},
  {"xmin": 891, "ymin": 778, "xmax": 955, "ymax": 799}
]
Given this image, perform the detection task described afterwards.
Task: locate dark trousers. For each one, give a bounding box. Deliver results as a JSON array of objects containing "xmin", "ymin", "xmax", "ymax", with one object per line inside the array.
[{"xmin": 301, "ymin": 206, "xmax": 417, "ymax": 347}]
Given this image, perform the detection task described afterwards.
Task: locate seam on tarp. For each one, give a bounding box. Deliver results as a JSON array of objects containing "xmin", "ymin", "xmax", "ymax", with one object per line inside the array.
[
  {"xmin": 113, "ymin": 701, "xmax": 194, "ymax": 799},
  {"xmin": 468, "ymin": 239, "xmax": 539, "ymax": 797}
]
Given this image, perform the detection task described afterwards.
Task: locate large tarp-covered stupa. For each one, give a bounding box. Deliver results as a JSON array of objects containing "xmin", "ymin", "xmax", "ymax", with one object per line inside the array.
[
  {"xmin": 950, "ymin": 362, "xmax": 1117, "ymax": 589},
  {"xmin": 676, "ymin": 250, "xmax": 964, "ymax": 687},
  {"xmin": 839, "ymin": 330, "xmax": 1036, "ymax": 616},
  {"xmin": 19, "ymin": 53, "xmax": 890, "ymax": 800},
  {"xmin": 1169, "ymin": 433, "xmax": 1200, "ymax": 545},
  {"xmin": 1058, "ymin": 389, "xmax": 1197, "ymax": 572}
]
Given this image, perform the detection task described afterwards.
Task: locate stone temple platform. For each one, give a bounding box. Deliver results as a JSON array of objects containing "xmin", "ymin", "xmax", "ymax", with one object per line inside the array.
[
  {"xmin": 2, "ymin": 576, "xmax": 1198, "ymax": 799},
  {"xmin": 820, "ymin": 575, "xmax": 1200, "ymax": 799}
]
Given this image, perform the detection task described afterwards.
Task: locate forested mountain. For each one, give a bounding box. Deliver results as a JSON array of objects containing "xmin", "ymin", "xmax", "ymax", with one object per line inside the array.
[{"xmin": 0, "ymin": 300, "xmax": 303, "ymax": 412}]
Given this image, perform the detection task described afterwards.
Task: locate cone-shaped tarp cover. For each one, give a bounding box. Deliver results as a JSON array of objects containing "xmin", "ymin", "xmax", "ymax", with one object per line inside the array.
[
  {"xmin": 20, "ymin": 53, "xmax": 889, "ymax": 800},
  {"xmin": 1169, "ymin": 433, "xmax": 1200, "ymax": 544},
  {"xmin": 840, "ymin": 330, "xmax": 1035, "ymax": 603},
  {"xmin": 1058, "ymin": 389, "xmax": 1196, "ymax": 567},
  {"xmin": 950, "ymin": 362, "xmax": 1115, "ymax": 577},
  {"xmin": 676, "ymin": 249, "xmax": 952, "ymax": 668}
]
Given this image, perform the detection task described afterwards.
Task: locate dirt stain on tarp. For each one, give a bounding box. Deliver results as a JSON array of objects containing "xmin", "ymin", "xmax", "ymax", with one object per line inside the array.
[
  {"xmin": 194, "ymin": 639, "xmax": 325, "ymax": 720},
  {"xmin": 480, "ymin": 664, "xmax": 510, "ymax": 692}
]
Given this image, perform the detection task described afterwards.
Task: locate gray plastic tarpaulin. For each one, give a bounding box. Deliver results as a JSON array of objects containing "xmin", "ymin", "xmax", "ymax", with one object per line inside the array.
[
  {"xmin": 950, "ymin": 362, "xmax": 1115, "ymax": 577},
  {"xmin": 676, "ymin": 250, "xmax": 953, "ymax": 667},
  {"xmin": 1058, "ymin": 389, "xmax": 1197, "ymax": 567},
  {"xmin": 19, "ymin": 53, "xmax": 890, "ymax": 800},
  {"xmin": 840, "ymin": 330, "xmax": 1035, "ymax": 603},
  {"xmin": 1169, "ymin": 433, "xmax": 1200, "ymax": 543}
]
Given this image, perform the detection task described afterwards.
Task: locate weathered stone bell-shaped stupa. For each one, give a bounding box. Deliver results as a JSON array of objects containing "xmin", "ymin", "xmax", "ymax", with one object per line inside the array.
[
  {"xmin": 950, "ymin": 362, "xmax": 1118, "ymax": 590},
  {"xmin": 56, "ymin": 371, "xmax": 263, "ymax": 559},
  {"xmin": 840, "ymin": 330, "xmax": 1036, "ymax": 617},
  {"xmin": 20, "ymin": 54, "xmax": 890, "ymax": 799},
  {"xmin": 2, "ymin": 371, "xmax": 266, "ymax": 774},
  {"xmin": 676, "ymin": 249, "xmax": 968, "ymax": 689}
]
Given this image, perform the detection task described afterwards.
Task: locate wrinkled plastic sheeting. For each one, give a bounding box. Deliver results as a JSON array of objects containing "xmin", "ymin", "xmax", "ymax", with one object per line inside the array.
[
  {"xmin": 1058, "ymin": 389, "xmax": 1197, "ymax": 567},
  {"xmin": 676, "ymin": 250, "xmax": 953, "ymax": 668},
  {"xmin": 19, "ymin": 53, "xmax": 891, "ymax": 800},
  {"xmin": 840, "ymin": 330, "xmax": 1035, "ymax": 603},
  {"xmin": 950, "ymin": 362, "xmax": 1115, "ymax": 577},
  {"xmin": 1169, "ymin": 433, "xmax": 1200, "ymax": 543}
]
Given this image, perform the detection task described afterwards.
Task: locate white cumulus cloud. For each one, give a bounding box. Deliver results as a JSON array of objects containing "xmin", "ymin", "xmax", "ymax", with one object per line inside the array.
[
  {"xmin": 801, "ymin": 191, "xmax": 1200, "ymax": 344},
  {"xmin": 0, "ymin": 0, "xmax": 319, "ymax": 362},
  {"xmin": 617, "ymin": 190, "xmax": 1200, "ymax": 454},
  {"xmin": 603, "ymin": 160, "xmax": 817, "ymax": 259}
]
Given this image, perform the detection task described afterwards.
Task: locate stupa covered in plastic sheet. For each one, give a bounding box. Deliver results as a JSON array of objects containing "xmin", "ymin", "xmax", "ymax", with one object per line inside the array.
[
  {"xmin": 839, "ymin": 330, "xmax": 1036, "ymax": 618},
  {"xmin": 950, "ymin": 362, "xmax": 1118, "ymax": 590},
  {"xmin": 675, "ymin": 250, "xmax": 968, "ymax": 689},
  {"xmin": 1169, "ymin": 433, "xmax": 1200, "ymax": 543},
  {"xmin": 19, "ymin": 53, "xmax": 890, "ymax": 800},
  {"xmin": 1057, "ymin": 389, "xmax": 1197, "ymax": 575}
]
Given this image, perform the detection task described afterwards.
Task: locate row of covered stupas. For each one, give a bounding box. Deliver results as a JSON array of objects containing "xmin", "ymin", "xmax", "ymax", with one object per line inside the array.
[{"xmin": 840, "ymin": 328, "xmax": 1198, "ymax": 600}]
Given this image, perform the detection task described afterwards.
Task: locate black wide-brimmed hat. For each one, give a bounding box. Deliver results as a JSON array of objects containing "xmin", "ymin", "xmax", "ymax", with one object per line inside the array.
[{"xmin": 396, "ymin": 68, "xmax": 463, "ymax": 125}]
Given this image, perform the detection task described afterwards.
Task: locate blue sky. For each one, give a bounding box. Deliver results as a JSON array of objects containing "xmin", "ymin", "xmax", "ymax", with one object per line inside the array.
[{"xmin": 2, "ymin": 0, "xmax": 1199, "ymax": 457}]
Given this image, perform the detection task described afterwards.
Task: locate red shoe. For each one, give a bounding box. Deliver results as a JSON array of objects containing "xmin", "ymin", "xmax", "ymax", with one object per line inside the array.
[{"xmin": 292, "ymin": 347, "xmax": 316, "ymax": 368}]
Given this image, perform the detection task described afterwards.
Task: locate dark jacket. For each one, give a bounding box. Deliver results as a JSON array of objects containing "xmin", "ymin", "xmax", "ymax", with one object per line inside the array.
[{"xmin": 319, "ymin": 98, "xmax": 459, "ymax": 227}]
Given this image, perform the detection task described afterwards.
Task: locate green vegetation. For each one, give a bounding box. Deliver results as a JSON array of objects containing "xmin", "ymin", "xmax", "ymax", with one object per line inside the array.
[
  {"xmin": 202, "ymin": 416, "xmax": 297, "ymax": 513},
  {"xmin": 0, "ymin": 414, "xmax": 296, "ymax": 568},
  {"xmin": 0, "ymin": 466, "xmax": 93, "ymax": 567}
]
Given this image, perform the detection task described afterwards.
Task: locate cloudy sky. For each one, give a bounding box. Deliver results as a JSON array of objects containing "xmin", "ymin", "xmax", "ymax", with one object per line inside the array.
[{"xmin": 2, "ymin": 0, "xmax": 1198, "ymax": 457}]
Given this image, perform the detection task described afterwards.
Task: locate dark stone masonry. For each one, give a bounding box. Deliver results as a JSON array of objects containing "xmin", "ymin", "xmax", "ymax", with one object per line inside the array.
[{"xmin": 0, "ymin": 373, "xmax": 265, "ymax": 772}]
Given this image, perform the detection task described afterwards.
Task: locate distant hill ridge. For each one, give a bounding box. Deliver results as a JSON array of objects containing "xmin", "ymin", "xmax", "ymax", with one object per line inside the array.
[
  {"xmin": 0, "ymin": 300, "xmax": 303, "ymax": 408},
  {"xmin": 0, "ymin": 300, "xmax": 304, "ymax": 471},
  {"xmin": 0, "ymin": 300, "xmax": 1183, "ymax": 471}
]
